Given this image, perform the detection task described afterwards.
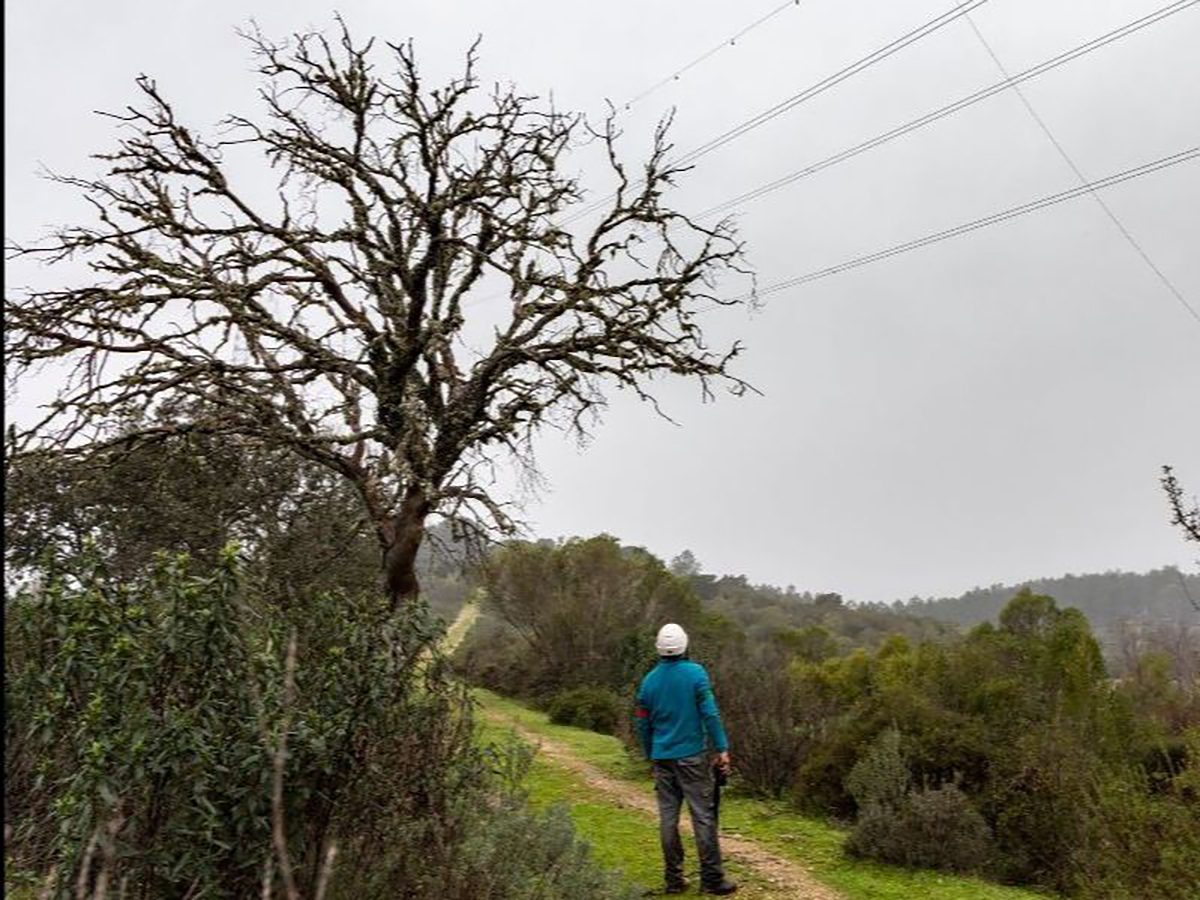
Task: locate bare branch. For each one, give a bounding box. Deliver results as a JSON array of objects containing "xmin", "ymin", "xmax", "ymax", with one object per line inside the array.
[{"xmin": 5, "ymin": 21, "xmax": 754, "ymax": 606}]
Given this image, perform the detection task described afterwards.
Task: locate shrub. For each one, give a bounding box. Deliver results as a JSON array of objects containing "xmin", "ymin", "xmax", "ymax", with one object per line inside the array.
[
  {"xmin": 431, "ymin": 802, "xmax": 642, "ymax": 900},
  {"xmin": 845, "ymin": 782, "xmax": 994, "ymax": 875},
  {"xmin": 710, "ymin": 646, "xmax": 830, "ymax": 798},
  {"xmin": 843, "ymin": 727, "xmax": 993, "ymax": 875},
  {"xmin": 350, "ymin": 734, "xmax": 641, "ymax": 900},
  {"xmin": 1072, "ymin": 743, "xmax": 1200, "ymax": 900},
  {"xmin": 547, "ymin": 686, "xmax": 624, "ymax": 735},
  {"xmin": 983, "ymin": 724, "xmax": 1098, "ymax": 889},
  {"xmin": 845, "ymin": 726, "xmax": 908, "ymax": 811},
  {"xmin": 6, "ymin": 545, "xmax": 631, "ymax": 899},
  {"xmin": 6, "ymin": 548, "xmax": 277, "ymax": 894}
]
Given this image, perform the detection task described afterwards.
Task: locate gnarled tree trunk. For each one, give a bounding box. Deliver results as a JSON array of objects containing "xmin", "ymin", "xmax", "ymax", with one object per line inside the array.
[{"xmin": 378, "ymin": 486, "xmax": 432, "ymax": 612}]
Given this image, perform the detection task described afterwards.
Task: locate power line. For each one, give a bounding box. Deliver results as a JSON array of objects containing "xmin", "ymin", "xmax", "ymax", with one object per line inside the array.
[
  {"xmin": 695, "ymin": 0, "xmax": 1198, "ymax": 222},
  {"xmin": 740, "ymin": 146, "xmax": 1200, "ymax": 300},
  {"xmin": 615, "ymin": 0, "xmax": 807, "ymax": 115},
  {"xmin": 964, "ymin": 9, "xmax": 1200, "ymax": 326},
  {"xmin": 675, "ymin": 0, "xmax": 989, "ymax": 167},
  {"xmin": 562, "ymin": 0, "xmax": 991, "ymax": 226}
]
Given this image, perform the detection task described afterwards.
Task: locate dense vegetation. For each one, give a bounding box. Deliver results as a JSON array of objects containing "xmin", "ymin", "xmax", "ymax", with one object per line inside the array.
[
  {"xmin": 9, "ymin": 436, "xmax": 1198, "ymax": 898},
  {"xmin": 687, "ymin": 572, "xmax": 957, "ymax": 648},
  {"xmin": 3, "ymin": 546, "xmax": 637, "ymax": 899},
  {"xmin": 457, "ymin": 536, "xmax": 738, "ymax": 734},
  {"xmin": 4, "ymin": 439, "xmax": 629, "ymax": 899},
  {"xmin": 4, "ymin": 430, "xmax": 469, "ymax": 621},
  {"xmin": 895, "ymin": 568, "xmax": 1200, "ymax": 670},
  {"xmin": 897, "ymin": 567, "xmax": 1199, "ymax": 631},
  {"xmin": 463, "ymin": 539, "xmax": 1200, "ymax": 899}
]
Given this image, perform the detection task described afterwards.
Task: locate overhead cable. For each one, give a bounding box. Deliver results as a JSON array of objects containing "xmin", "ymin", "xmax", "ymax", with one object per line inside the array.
[
  {"xmin": 696, "ymin": 0, "xmax": 1198, "ymax": 221},
  {"xmin": 740, "ymin": 146, "xmax": 1200, "ymax": 300},
  {"xmin": 964, "ymin": 8, "xmax": 1200, "ymax": 325},
  {"xmin": 616, "ymin": 0, "xmax": 807, "ymax": 115},
  {"xmin": 562, "ymin": 0, "xmax": 991, "ymax": 226},
  {"xmin": 673, "ymin": 0, "xmax": 989, "ymax": 167}
]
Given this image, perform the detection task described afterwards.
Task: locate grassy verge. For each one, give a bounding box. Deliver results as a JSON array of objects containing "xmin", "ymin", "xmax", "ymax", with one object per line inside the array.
[{"xmin": 475, "ymin": 690, "xmax": 1053, "ymax": 900}]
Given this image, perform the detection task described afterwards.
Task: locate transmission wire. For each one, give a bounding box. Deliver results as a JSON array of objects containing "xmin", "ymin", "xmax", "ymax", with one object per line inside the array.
[
  {"xmin": 695, "ymin": 0, "xmax": 1198, "ymax": 221},
  {"xmin": 964, "ymin": 8, "xmax": 1200, "ymax": 325},
  {"xmin": 736, "ymin": 146, "xmax": 1200, "ymax": 300},
  {"xmin": 616, "ymin": 0, "xmax": 808, "ymax": 114},
  {"xmin": 561, "ymin": 0, "xmax": 991, "ymax": 226}
]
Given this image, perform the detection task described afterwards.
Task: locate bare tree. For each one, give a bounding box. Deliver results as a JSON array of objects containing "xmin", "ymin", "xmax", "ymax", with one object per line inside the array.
[
  {"xmin": 1162, "ymin": 465, "xmax": 1200, "ymax": 545},
  {"xmin": 5, "ymin": 20, "xmax": 752, "ymax": 609},
  {"xmin": 1161, "ymin": 465, "xmax": 1200, "ymax": 612}
]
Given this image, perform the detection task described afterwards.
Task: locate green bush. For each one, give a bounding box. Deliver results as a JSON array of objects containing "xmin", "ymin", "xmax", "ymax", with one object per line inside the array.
[
  {"xmin": 842, "ymin": 727, "xmax": 994, "ymax": 875},
  {"xmin": 709, "ymin": 645, "xmax": 822, "ymax": 798},
  {"xmin": 6, "ymin": 546, "xmax": 636, "ymax": 899},
  {"xmin": 983, "ymin": 724, "xmax": 1099, "ymax": 889},
  {"xmin": 428, "ymin": 802, "xmax": 642, "ymax": 900},
  {"xmin": 547, "ymin": 686, "xmax": 624, "ymax": 735},
  {"xmin": 1072, "ymin": 742, "xmax": 1200, "ymax": 900},
  {"xmin": 845, "ymin": 783, "xmax": 994, "ymax": 875},
  {"xmin": 845, "ymin": 726, "xmax": 908, "ymax": 811},
  {"xmin": 343, "ymin": 734, "xmax": 640, "ymax": 900},
  {"xmin": 6, "ymin": 548, "xmax": 277, "ymax": 894}
]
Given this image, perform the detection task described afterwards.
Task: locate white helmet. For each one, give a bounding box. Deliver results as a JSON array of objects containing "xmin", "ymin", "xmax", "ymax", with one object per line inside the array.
[{"xmin": 656, "ymin": 623, "xmax": 689, "ymax": 657}]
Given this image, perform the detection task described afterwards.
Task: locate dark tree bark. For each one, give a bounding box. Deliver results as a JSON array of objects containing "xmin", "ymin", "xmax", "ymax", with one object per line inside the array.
[{"xmin": 5, "ymin": 19, "xmax": 754, "ymax": 610}]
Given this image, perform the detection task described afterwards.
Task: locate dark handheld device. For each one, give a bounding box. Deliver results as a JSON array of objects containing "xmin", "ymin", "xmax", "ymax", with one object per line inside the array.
[{"xmin": 712, "ymin": 760, "xmax": 727, "ymax": 826}]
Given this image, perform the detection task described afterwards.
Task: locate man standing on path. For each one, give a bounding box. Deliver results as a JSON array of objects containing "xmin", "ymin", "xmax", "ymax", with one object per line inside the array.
[{"xmin": 635, "ymin": 623, "xmax": 737, "ymax": 895}]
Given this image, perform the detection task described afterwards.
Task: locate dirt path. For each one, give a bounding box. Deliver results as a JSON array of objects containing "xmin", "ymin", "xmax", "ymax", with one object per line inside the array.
[
  {"xmin": 483, "ymin": 706, "xmax": 843, "ymax": 900},
  {"xmin": 441, "ymin": 597, "xmax": 479, "ymax": 655},
  {"xmin": 449, "ymin": 603, "xmax": 841, "ymax": 897}
]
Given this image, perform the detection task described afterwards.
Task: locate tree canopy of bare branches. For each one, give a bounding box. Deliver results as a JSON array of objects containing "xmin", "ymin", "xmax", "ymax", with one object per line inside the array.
[
  {"xmin": 1162, "ymin": 465, "xmax": 1200, "ymax": 546},
  {"xmin": 5, "ymin": 20, "xmax": 753, "ymax": 608}
]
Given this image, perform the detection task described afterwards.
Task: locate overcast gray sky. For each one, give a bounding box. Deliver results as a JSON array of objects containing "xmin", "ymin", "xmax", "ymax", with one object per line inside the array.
[{"xmin": 6, "ymin": 0, "xmax": 1199, "ymax": 603}]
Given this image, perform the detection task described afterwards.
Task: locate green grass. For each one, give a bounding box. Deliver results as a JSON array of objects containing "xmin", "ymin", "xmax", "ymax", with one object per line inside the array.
[
  {"xmin": 478, "ymin": 689, "xmax": 648, "ymax": 780},
  {"xmin": 476, "ymin": 690, "xmax": 1054, "ymax": 900}
]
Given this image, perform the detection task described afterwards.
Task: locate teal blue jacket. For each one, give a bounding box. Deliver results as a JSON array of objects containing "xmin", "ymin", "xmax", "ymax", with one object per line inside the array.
[{"xmin": 634, "ymin": 657, "xmax": 729, "ymax": 760}]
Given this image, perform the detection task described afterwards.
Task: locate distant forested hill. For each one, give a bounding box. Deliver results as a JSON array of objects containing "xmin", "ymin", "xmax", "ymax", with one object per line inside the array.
[
  {"xmin": 895, "ymin": 567, "xmax": 1200, "ymax": 633},
  {"xmin": 684, "ymin": 571, "xmax": 957, "ymax": 649}
]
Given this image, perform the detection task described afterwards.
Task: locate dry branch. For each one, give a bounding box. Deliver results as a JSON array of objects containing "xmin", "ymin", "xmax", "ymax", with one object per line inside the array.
[{"xmin": 5, "ymin": 20, "xmax": 754, "ymax": 608}]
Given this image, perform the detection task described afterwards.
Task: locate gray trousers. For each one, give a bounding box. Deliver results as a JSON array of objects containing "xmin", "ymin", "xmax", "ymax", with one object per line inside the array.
[{"xmin": 652, "ymin": 753, "xmax": 724, "ymax": 886}]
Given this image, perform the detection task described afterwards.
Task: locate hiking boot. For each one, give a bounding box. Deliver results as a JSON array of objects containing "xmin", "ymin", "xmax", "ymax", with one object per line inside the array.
[
  {"xmin": 701, "ymin": 878, "xmax": 738, "ymax": 895},
  {"xmin": 663, "ymin": 880, "xmax": 688, "ymax": 894}
]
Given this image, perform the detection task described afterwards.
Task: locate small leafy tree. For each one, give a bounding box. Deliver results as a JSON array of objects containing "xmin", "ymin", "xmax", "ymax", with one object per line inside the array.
[
  {"xmin": 475, "ymin": 535, "xmax": 705, "ymax": 695},
  {"xmin": 5, "ymin": 20, "xmax": 753, "ymax": 610},
  {"xmin": 4, "ymin": 418, "xmax": 380, "ymax": 604}
]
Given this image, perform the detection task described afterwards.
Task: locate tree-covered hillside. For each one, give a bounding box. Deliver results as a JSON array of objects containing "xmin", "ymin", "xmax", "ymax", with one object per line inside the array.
[
  {"xmin": 683, "ymin": 568, "xmax": 957, "ymax": 649},
  {"xmin": 895, "ymin": 568, "xmax": 1200, "ymax": 633}
]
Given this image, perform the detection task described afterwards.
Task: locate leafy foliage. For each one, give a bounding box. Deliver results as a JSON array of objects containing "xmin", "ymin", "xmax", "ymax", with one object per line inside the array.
[
  {"xmin": 844, "ymin": 727, "xmax": 908, "ymax": 811},
  {"xmin": 685, "ymin": 571, "xmax": 956, "ymax": 649},
  {"xmin": 4, "ymin": 546, "xmax": 628, "ymax": 899},
  {"xmin": 897, "ymin": 568, "xmax": 1200, "ymax": 657},
  {"xmin": 4, "ymin": 433, "xmax": 474, "ymax": 623},
  {"xmin": 4, "ymin": 427, "xmax": 380, "ymax": 603},
  {"xmin": 463, "ymin": 535, "xmax": 738, "ymax": 706},
  {"xmin": 846, "ymin": 782, "xmax": 994, "ymax": 875}
]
